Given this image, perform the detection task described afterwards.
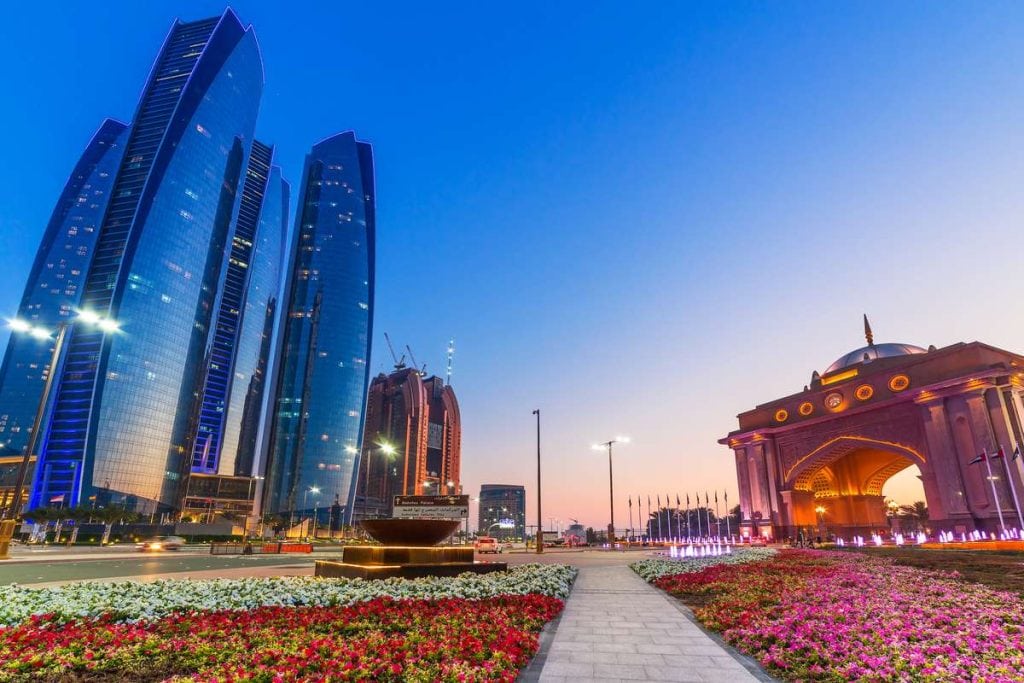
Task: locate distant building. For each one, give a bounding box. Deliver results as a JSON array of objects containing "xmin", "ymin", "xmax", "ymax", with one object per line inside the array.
[
  {"xmin": 478, "ymin": 484, "xmax": 526, "ymax": 541},
  {"xmin": 263, "ymin": 132, "xmax": 376, "ymax": 524},
  {"xmin": 354, "ymin": 368, "xmax": 461, "ymax": 519}
]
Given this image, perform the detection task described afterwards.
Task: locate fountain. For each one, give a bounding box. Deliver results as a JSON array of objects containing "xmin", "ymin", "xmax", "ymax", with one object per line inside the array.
[{"xmin": 315, "ymin": 518, "xmax": 508, "ymax": 580}]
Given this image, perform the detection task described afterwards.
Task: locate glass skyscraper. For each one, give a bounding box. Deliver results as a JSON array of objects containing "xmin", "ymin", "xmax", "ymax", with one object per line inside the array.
[
  {"xmin": 190, "ymin": 142, "xmax": 289, "ymax": 478},
  {"xmin": 31, "ymin": 10, "xmax": 264, "ymax": 513},
  {"xmin": 0, "ymin": 120, "xmax": 128, "ymax": 461},
  {"xmin": 264, "ymin": 132, "xmax": 375, "ymax": 523}
]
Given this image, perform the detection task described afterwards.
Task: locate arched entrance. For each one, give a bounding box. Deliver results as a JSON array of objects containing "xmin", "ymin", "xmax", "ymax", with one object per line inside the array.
[{"xmin": 784, "ymin": 437, "xmax": 927, "ymax": 538}]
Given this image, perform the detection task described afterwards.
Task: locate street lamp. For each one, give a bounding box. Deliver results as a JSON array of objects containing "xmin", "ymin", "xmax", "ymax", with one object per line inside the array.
[
  {"xmin": 3, "ymin": 311, "xmax": 119, "ymax": 519},
  {"xmin": 593, "ymin": 436, "xmax": 629, "ymax": 544}
]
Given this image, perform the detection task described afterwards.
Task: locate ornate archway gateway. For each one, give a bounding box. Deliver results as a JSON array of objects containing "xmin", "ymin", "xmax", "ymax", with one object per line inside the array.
[{"xmin": 720, "ymin": 318, "xmax": 1024, "ymax": 540}]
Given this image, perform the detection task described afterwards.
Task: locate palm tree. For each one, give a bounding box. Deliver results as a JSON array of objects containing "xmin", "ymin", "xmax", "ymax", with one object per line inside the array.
[{"xmin": 899, "ymin": 501, "xmax": 928, "ymax": 532}]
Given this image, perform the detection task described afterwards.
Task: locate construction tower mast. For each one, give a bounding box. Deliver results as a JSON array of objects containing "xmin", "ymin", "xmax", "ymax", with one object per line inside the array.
[{"xmin": 445, "ymin": 339, "xmax": 455, "ymax": 385}]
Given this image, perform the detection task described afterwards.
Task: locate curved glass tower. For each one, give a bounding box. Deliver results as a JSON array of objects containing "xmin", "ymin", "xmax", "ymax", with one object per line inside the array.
[
  {"xmin": 191, "ymin": 141, "xmax": 289, "ymax": 477},
  {"xmin": 32, "ymin": 10, "xmax": 264, "ymax": 513},
  {"xmin": 228, "ymin": 165, "xmax": 289, "ymax": 478},
  {"xmin": 0, "ymin": 119, "xmax": 128, "ymax": 460},
  {"xmin": 264, "ymin": 132, "xmax": 375, "ymax": 523}
]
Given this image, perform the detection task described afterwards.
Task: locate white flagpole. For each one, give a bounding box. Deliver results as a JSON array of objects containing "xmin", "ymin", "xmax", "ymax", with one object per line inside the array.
[{"xmin": 983, "ymin": 449, "xmax": 1007, "ymax": 532}]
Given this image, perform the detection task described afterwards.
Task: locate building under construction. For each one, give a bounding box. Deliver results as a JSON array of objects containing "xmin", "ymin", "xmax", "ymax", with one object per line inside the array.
[{"xmin": 353, "ymin": 363, "xmax": 461, "ymax": 520}]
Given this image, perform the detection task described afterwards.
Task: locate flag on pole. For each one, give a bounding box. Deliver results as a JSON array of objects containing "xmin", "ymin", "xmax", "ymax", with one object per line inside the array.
[
  {"xmin": 50, "ymin": 494, "xmax": 65, "ymax": 504},
  {"xmin": 686, "ymin": 493, "xmax": 690, "ymax": 506},
  {"xmin": 704, "ymin": 491, "xmax": 709, "ymax": 506},
  {"xmin": 657, "ymin": 494, "xmax": 661, "ymax": 508},
  {"xmin": 1014, "ymin": 445, "xmax": 1021, "ymax": 461},
  {"xmin": 992, "ymin": 447, "xmax": 1006, "ymax": 459},
  {"xmin": 676, "ymin": 494, "xmax": 681, "ymax": 506},
  {"xmin": 714, "ymin": 491, "xmax": 718, "ymax": 504},
  {"xmin": 969, "ymin": 451, "xmax": 987, "ymax": 465},
  {"xmin": 629, "ymin": 495, "xmax": 632, "ymax": 508}
]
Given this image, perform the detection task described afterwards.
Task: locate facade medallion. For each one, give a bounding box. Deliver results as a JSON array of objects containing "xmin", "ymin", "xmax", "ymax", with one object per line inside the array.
[
  {"xmin": 888, "ymin": 374, "xmax": 910, "ymax": 392},
  {"xmin": 855, "ymin": 384, "xmax": 874, "ymax": 401}
]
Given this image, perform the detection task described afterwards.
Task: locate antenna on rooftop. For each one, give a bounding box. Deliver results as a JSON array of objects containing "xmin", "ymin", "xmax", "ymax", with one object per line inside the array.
[{"xmin": 446, "ymin": 338, "xmax": 455, "ymax": 385}]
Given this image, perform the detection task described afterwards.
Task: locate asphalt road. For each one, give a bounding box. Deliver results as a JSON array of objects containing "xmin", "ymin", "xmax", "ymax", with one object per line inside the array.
[
  {"xmin": 0, "ymin": 546, "xmax": 657, "ymax": 586},
  {"xmin": 0, "ymin": 552, "xmax": 321, "ymax": 585}
]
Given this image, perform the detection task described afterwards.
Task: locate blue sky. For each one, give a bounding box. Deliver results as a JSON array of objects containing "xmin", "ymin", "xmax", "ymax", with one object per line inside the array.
[{"xmin": 2, "ymin": 2, "xmax": 1023, "ymax": 528}]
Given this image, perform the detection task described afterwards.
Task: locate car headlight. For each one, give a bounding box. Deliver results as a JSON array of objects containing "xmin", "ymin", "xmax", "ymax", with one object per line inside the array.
[{"xmin": 151, "ymin": 543, "xmax": 162, "ymax": 550}]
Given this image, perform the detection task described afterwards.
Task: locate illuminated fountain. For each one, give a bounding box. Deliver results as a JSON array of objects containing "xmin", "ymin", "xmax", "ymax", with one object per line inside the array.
[{"xmin": 315, "ymin": 518, "xmax": 507, "ymax": 580}]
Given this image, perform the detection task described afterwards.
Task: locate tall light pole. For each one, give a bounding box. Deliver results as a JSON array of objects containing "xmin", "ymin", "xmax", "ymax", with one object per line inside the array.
[
  {"xmin": 593, "ymin": 437, "xmax": 629, "ymax": 544},
  {"xmin": 3, "ymin": 312, "xmax": 119, "ymax": 519},
  {"xmin": 533, "ymin": 409, "xmax": 542, "ymax": 554}
]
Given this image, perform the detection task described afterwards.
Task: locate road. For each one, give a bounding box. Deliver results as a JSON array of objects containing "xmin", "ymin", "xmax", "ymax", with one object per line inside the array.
[
  {"xmin": 0, "ymin": 545, "xmax": 659, "ymax": 586},
  {"xmin": 0, "ymin": 547, "xmax": 337, "ymax": 585}
]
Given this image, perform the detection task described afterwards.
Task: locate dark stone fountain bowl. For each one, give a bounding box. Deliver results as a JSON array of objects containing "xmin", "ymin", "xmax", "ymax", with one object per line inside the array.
[{"xmin": 360, "ymin": 518, "xmax": 461, "ymax": 546}]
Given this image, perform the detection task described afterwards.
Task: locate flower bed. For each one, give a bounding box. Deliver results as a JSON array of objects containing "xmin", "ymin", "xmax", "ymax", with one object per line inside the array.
[
  {"xmin": 0, "ymin": 594, "xmax": 563, "ymax": 682},
  {"xmin": 0, "ymin": 563, "xmax": 575, "ymax": 626},
  {"xmin": 652, "ymin": 550, "xmax": 1024, "ymax": 681},
  {"xmin": 630, "ymin": 548, "xmax": 776, "ymax": 582}
]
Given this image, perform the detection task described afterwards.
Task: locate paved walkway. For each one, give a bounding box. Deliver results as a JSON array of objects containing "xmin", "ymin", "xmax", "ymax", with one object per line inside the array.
[{"xmin": 537, "ymin": 564, "xmax": 763, "ymax": 682}]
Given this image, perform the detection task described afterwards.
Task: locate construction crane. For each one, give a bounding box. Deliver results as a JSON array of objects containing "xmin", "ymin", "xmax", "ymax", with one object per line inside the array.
[
  {"xmin": 405, "ymin": 345, "xmax": 426, "ymax": 376},
  {"xmin": 445, "ymin": 339, "xmax": 455, "ymax": 385},
  {"xmin": 383, "ymin": 333, "xmax": 405, "ymax": 370}
]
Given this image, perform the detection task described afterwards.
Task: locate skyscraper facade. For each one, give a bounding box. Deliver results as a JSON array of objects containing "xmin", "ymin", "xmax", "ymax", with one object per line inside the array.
[
  {"xmin": 263, "ymin": 132, "xmax": 375, "ymax": 523},
  {"xmin": 478, "ymin": 485, "xmax": 526, "ymax": 541},
  {"xmin": 0, "ymin": 120, "xmax": 128, "ymax": 462},
  {"xmin": 226, "ymin": 165, "xmax": 289, "ymax": 478},
  {"xmin": 354, "ymin": 368, "xmax": 461, "ymax": 519},
  {"xmin": 190, "ymin": 141, "xmax": 289, "ymax": 478},
  {"xmin": 30, "ymin": 10, "xmax": 264, "ymax": 513}
]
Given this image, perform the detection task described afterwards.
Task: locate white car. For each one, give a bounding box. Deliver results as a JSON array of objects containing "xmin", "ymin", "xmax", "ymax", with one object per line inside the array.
[
  {"xmin": 474, "ymin": 536, "xmax": 500, "ymax": 553},
  {"xmin": 137, "ymin": 535, "xmax": 186, "ymax": 551}
]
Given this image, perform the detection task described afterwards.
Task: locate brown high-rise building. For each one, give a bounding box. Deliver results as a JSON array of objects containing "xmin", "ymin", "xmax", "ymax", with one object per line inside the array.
[{"xmin": 354, "ymin": 368, "xmax": 461, "ymax": 519}]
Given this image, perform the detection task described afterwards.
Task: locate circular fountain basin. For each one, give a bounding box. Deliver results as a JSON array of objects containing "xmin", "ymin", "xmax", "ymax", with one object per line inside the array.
[{"xmin": 360, "ymin": 518, "xmax": 461, "ymax": 546}]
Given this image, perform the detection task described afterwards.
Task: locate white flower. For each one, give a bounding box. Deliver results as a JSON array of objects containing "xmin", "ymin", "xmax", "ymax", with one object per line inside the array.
[
  {"xmin": 0, "ymin": 563, "xmax": 577, "ymax": 627},
  {"xmin": 630, "ymin": 548, "xmax": 777, "ymax": 581}
]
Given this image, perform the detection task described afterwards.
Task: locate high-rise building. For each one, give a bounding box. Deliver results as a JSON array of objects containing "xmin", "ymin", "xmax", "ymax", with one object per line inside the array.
[
  {"xmin": 478, "ymin": 485, "xmax": 526, "ymax": 541},
  {"xmin": 354, "ymin": 368, "xmax": 461, "ymax": 519},
  {"xmin": 190, "ymin": 141, "xmax": 289, "ymax": 478},
  {"xmin": 0, "ymin": 120, "xmax": 128, "ymax": 471},
  {"xmin": 263, "ymin": 132, "xmax": 375, "ymax": 523},
  {"xmin": 30, "ymin": 10, "xmax": 264, "ymax": 514}
]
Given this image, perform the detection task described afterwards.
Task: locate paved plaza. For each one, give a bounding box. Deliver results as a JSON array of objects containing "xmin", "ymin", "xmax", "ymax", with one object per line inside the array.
[{"xmin": 530, "ymin": 560, "xmax": 766, "ymax": 683}]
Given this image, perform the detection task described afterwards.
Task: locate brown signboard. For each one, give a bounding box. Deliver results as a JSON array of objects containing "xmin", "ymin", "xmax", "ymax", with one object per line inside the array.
[{"xmin": 393, "ymin": 495, "xmax": 469, "ymax": 519}]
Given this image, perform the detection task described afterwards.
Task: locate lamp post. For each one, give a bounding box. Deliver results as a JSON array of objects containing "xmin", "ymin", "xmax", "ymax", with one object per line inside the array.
[
  {"xmin": 533, "ymin": 409, "xmax": 542, "ymax": 554},
  {"xmin": 3, "ymin": 312, "xmax": 119, "ymax": 520},
  {"xmin": 593, "ymin": 436, "xmax": 629, "ymax": 544}
]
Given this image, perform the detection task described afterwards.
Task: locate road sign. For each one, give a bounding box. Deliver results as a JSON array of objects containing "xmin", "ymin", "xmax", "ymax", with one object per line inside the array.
[{"xmin": 392, "ymin": 494, "xmax": 469, "ymax": 520}]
